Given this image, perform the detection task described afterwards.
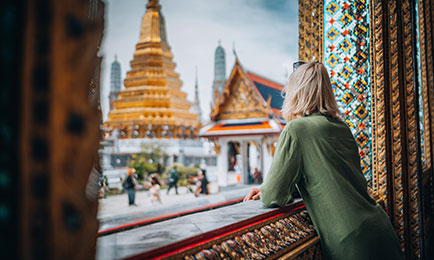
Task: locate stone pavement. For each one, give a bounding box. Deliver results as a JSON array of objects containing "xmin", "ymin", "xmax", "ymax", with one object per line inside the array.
[{"xmin": 98, "ymin": 184, "xmax": 259, "ymax": 231}]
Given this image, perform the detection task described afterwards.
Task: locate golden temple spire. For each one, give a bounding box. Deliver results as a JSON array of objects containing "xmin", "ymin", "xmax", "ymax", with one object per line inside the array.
[
  {"xmin": 106, "ymin": 0, "xmax": 199, "ymax": 139},
  {"xmin": 139, "ymin": 0, "xmax": 163, "ymax": 43}
]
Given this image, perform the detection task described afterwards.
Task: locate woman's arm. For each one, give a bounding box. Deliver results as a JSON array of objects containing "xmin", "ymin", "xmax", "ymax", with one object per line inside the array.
[{"xmin": 260, "ymin": 128, "xmax": 303, "ymax": 207}]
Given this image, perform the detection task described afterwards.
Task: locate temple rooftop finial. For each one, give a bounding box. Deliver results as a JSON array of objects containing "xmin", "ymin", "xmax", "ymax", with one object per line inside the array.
[
  {"xmin": 232, "ymin": 41, "xmax": 239, "ymax": 62},
  {"xmin": 195, "ymin": 66, "xmax": 198, "ymax": 85},
  {"xmin": 146, "ymin": 0, "xmax": 160, "ymax": 10}
]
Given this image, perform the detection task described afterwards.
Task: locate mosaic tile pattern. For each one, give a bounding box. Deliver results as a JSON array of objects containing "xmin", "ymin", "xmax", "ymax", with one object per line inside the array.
[{"xmin": 323, "ymin": 0, "xmax": 372, "ymax": 184}]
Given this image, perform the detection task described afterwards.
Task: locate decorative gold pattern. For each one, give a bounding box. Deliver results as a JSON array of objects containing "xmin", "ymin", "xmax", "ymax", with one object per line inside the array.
[
  {"xmin": 213, "ymin": 141, "xmax": 221, "ymax": 155},
  {"xmin": 386, "ymin": 1, "xmax": 407, "ymax": 251},
  {"xmin": 417, "ymin": 0, "xmax": 432, "ymax": 168},
  {"xmin": 178, "ymin": 210, "xmax": 318, "ymax": 260},
  {"xmin": 422, "ymin": 0, "xmax": 434, "ymax": 237},
  {"xmin": 400, "ymin": 0, "xmax": 421, "ymax": 256},
  {"xmin": 369, "ymin": 0, "xmax": 388, "ymax": 206},
  {"xmin": 298, "ymin": 0, "xmax": 324, "ymax": 62},
  {"xmin": 423, "ymin": 0, "xmax": 434, "ymax": 170},
  {"xmin": 279, "ymin": 237, "xmax": 321, "ymax": 260},
  {"xmin": 220, "ymin": 78, "xmax": 266, "ymax": 120},
  {"xmin": 211, "ymin": 60, "xmax": 268, "ymax": 121},
  {"xmin": 366, "ymin": 0, "xmax": 434, "ymax": 257}
]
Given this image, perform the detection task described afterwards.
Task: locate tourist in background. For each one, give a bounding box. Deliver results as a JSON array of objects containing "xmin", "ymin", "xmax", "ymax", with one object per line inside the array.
[
  {"xmin": 149, "ymin": 175, "xmax": 162, "ymax": 204},
  {"xmin": 253, "ymin": 168, "xmax": 262, "ymax": 184},
  {"xmin": 98, "ymin": 175, "xmax": 108, "ymax": 199},
  {"xmin": 194, "ymin": 169, "xmax": 209, "ymax": 197},
  {"xmin": 124, "ymin": 168, "xmax": 138, "ymax": 206},
  {"xmin": 167, "ymin": 165, "xmax": 179, "ymax": 195}
]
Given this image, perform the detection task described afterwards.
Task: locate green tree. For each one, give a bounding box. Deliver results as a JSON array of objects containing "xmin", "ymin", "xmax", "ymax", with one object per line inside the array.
[
  {"xmin": 140, "ymin": 142, "xmax": 166, "ymax": 164},
  {"xmin": 130, "ymin": 142, "xmax": 167, "ymax": 181}
]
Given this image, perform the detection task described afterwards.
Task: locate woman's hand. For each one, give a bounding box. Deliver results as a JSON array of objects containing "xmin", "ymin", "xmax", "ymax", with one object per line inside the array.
[{"xmin": 243, "ymin": 188, "xmax": 261, "ymax": 202}]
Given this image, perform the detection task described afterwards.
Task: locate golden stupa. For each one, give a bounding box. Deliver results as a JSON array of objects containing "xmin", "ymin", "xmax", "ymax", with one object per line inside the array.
[{"xmin": 106, "ymin": 0, "xmax": 200, "ymax": 139}]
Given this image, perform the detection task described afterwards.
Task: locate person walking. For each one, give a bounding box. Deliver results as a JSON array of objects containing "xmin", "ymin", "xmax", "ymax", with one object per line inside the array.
[
  {"xmin": 244, "ymin": 62, "xmax": 402, "ymax": 260},
  {"xmin": 167, "ymin": 166, "xmax": 179, "ymax": 195},
  {"xmin": 124, "ymin": 168, "xmax": 137, "ymax": 206},
  {"xmin": 149, "ymin": 175, "xmax": 162, "ymax": 204},
  {"xmin": 194, "ymin": 169, "xmax": 209, "ymax": 197}
]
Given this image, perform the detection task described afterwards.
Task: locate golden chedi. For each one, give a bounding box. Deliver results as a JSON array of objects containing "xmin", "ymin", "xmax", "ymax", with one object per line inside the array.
[{"xmin": 106, "ymin": 0, "xmax": 200, "ymax": 139}]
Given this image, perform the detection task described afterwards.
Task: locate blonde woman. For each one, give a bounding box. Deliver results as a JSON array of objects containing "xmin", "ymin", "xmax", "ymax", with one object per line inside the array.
[{"xmin": 244, "ymin": 62, "xmax": 402, "ymax": 259}]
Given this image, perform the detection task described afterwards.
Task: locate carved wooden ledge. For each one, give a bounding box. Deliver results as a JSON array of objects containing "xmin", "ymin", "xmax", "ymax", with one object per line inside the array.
[
  {"xmin": 97, "ymin": 200, "xmax": 321, "ymax": 260},
  {"xmin": 180, "ymin": 212, "xmax": 320, "ymax": 260}
]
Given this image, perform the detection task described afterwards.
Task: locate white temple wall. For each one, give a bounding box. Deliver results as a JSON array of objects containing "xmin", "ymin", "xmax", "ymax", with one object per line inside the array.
[
  {"xmin": 117, "ymin": 138, "xmax": 209, "ymax": 156},
  {"xmin": 216, "ymin": 139, "xmax": 229, "ymax": 186},
  {"xmin": 248, "ymin": 144, "xmax": 259, "ymax": 172},
  {"xmin": 241, "ymin": 141, "xmax": 249, "ymax": 184},
  {"xmin": 262, "ymin": 139, "xmax": 274, "ymax": 181}
]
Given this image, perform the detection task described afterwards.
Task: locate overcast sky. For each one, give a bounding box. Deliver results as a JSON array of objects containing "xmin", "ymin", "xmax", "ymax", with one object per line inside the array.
[{"xmin": 99, "ymin": 0, "xmax": 299, "ymax": 122}]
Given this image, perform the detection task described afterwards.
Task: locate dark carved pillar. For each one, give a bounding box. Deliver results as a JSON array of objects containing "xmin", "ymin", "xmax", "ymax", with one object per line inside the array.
[
  {"xmin": 370, "ymin": 0, "xmax": 430, "ymax": 258},
  {"xmin": 18, "ymin": 0, "xmax": 104, "ymax": 259}
]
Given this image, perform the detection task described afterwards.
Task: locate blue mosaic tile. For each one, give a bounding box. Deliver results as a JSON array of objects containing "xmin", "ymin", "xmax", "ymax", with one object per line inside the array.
[{"xmin": 323, "ymin": 0, "xmax": 372, "ymax": 184}]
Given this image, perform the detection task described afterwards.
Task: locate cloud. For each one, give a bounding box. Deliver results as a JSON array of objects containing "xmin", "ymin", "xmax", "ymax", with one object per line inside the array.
[{"xmin": 100, "ymin": 0, "xmax": 298, "ymax": 122}]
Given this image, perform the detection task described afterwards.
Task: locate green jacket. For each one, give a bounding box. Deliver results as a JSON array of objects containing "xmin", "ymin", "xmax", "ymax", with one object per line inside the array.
[
  {"xmin": 170, "ymin": 169, "xmax": 178, "ymax": 182},
  {"xmin": 261, "ymin": 113, "xmax": 402, "ymax": 260}
]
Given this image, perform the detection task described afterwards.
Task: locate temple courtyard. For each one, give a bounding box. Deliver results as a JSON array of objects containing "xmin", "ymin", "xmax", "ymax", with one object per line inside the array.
[{"xmin": 98, "ymin": 184, "xmax": 258, "ymax": 231}]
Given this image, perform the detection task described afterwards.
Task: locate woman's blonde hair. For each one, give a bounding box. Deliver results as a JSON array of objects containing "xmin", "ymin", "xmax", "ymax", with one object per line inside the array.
[{"xmin": 281, "ymin": 62, "xmax": 341, "ymax": 122}]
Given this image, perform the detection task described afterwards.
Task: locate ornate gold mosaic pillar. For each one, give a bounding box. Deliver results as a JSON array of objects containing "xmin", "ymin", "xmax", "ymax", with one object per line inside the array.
[
  {"xmin": 421, "ymin": 0, "xmax": 434, "ymax": 173},
  {"xmin": 427, "ymin": 2, "xmax": 434, "ymax": 173},
  {"xmin": 298, "ymin": 0, "xmax": 324, "ymax": 62},
  {"xmin": 369, "ymin": 0, "xmax": 389, "ymax": 205},
  {"xmin": 418, "ymin": 0, "xmax": 434, "ymax": 257},
  {"xmin": 417, "ymin": 0, "xmax": 433, "ymax": 170},
  {"xmin": 369, "ymin": 0, "xmax": 428, "ymax": 258},
  {"xmin": 301, "ymin": 0, "xmax": 434, "ymax": 258}
]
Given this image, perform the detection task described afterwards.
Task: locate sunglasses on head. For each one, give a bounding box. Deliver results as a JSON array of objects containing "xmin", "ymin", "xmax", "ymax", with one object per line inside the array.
[{"xmin": 292, "ymin": 61, "xmax": 322, "ymax": 71}]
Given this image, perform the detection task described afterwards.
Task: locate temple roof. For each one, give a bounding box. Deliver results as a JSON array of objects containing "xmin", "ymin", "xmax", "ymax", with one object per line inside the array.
[
  {"xmin": 246, "ymin": 71, "xmax": 284, "ymax": 116},
  {"xmin": 203, "ymin": 59, "xmax": 285, "ymax": 138},
  {"xmin": 210, "ymin": 59, "xmax": 284, "ymax": 122}
]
